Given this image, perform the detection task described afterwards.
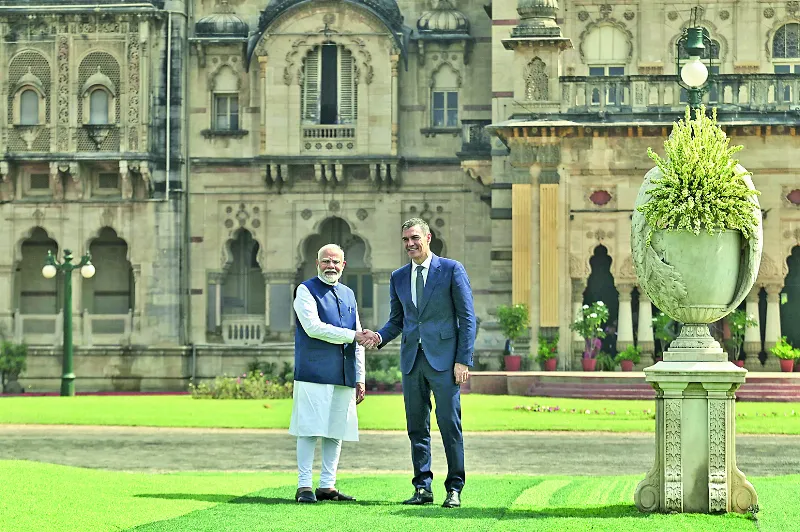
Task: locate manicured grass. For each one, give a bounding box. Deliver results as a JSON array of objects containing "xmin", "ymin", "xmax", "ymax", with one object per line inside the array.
[
  {"xmin": 1, "ymin": 395, "xmax": 800, "ymax": 433},
  {"xmin": 2, "ymin": 460, "xmax": 793, "ymax": 531}
]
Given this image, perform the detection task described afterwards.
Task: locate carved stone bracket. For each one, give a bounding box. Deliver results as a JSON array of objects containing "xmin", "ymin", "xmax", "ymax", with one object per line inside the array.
[
  {"xmin": 313, "ymin": 163, "xmax": 344, "ymax": 185},
  {"xmin": 368, "ymin": 162, "xmax": 400, "ymax": 190},
  {"xmin": 49, "ymin": 161, "xmax": 80, "ymax": 199},
  {"xmin": 128, "ymin": 161, "xmax": 152, "ymax": 197},
  {"xmin": 0, "ymin": 161, "xmax": 12, "ymax": 201},
  {"xmin": 119, "ymin": 161, "xmax": 133, "ymax": 199},
  {"xmin": 265, "ymin": 163, "xmax": 290, "ymax": 192}
]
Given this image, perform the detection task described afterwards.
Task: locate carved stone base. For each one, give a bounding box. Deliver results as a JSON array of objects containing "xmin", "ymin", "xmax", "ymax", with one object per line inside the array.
[{"xmin": 634, "ymin": 358, "xmax": 757, "ymax": 514}]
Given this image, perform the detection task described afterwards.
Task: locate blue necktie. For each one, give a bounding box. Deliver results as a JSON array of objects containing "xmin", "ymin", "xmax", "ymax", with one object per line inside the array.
[{"xmin": 415, "ymin": 265, "xmax": 425, "ymax": 310}]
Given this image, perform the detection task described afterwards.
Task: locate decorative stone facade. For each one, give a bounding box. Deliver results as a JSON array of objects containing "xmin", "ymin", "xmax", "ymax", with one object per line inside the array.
[{"xmin": 0, "ymin": 0, "xmax": 799, "ymax": 391}]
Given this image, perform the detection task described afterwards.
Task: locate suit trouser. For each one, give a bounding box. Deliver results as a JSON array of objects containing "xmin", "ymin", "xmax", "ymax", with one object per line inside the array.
[{"xmin": 402, "ymin": 345, "xmax": 465, "ymax": 493}]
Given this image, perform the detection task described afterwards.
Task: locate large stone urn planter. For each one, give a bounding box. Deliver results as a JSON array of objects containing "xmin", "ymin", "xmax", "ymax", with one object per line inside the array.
[{"xmin": 632, "ymin": 165, "xmax": 761, "ymax": 514}]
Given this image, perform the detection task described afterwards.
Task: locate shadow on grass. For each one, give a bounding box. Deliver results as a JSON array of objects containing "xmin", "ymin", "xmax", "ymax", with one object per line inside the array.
[
  {"xmin": 134, "ymin": 493, "xmax": 643, "ymax": 519},
  {"xmin": 134, "ymin": 493, "xmax": 395, "ymax": 507},
  {"xmin": 389, "ymin": 503, "xmax": 646, "ymax": 520}
]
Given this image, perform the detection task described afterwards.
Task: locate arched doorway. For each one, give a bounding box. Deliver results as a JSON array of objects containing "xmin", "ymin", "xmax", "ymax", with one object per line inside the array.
[
  {"xmin": 781, "ymin": 246, "xmax": 800, "ymax": 348},
  {"xmin": 221, "ymin": 229, "xmax": 265, "ymax": 316},
  {"xmin": 84, "ymin": 228, "xmax": 134, "ymax": 336},
  {"xmin": 583, "ymin": 245, "xmax": 620, "ymax": 355},
  {"xmin": 302, "ymin": 217, "xmax": 372, "ymax": 323},
  {"xmin": 14, "ymin": 228, "xmax": 60, "ymax": 342}
]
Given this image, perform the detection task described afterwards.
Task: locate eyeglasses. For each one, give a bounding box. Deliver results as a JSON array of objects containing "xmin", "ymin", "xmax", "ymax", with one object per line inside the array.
[{"xmin": 319, "ymin": 259, "xmax": 342, "ymax": 266}]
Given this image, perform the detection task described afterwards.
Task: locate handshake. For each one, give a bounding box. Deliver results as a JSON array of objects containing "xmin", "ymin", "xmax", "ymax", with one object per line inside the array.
[{"xmin": 355, "ymin": 329, "xmax": 381, "ymax": 349}]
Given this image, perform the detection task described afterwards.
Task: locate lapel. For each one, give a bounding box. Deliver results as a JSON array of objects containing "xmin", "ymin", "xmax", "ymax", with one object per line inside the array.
[
  {"xmin": 417, "ymin": 254, "xmax": 442, "ymax": 316},
  {"xmin": 397, "ymin": 263, "xmax": 416, "ymax": 315}
]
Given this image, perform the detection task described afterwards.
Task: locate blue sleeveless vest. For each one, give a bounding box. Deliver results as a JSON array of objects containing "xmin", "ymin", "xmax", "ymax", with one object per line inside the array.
[{"xmin": 294, "ymin": 277, "xmax": 358, "ymax": 387}]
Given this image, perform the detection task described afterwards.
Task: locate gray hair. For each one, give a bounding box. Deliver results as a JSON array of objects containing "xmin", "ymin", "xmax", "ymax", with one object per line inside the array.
[
  {"xmin": 401, "ymin": 217, "xmax": 430, "ymax": 235},
  {"xmin": 317, "ymin": 244, "xmax": 344, "ymax": 261}
]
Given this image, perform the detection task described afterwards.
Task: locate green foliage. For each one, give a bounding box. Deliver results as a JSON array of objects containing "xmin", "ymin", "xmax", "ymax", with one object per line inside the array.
[
  {"xmin": 0, "ymin": 341, "xmax": 28, "ymax": 388},
  {"xmin": 245, "ymin": 360, "xmax": 293, "ymax": 385},
  {"xmin": 190, "ymin": 371, "xmax": 293, "ymax": 399},
  {"xmin": 595, "ymin": 352, "xmax": 617, "ymax": 371},
  {"xmin": 366, "ymin": 353, "xmax": 402, "ymax": 387},
  {"xmin": 569, "ymin": 301, "xmax": 609, "ymax": 359},
  {"xmin": 652, "ymin": 311, "xmax": 680, "ymax": 355},
  {"xmin": 771, "ymin": 337, "xmax": 800, "ymax": 360},
  {"xmin": 615, "ymin": 345, "xmax": 642, "ymax": 364},
  {"xmin": 639, "ymin": 105, "xmax": 761, "ymax": 244},
  {"xmin": 725, "ymin": 310, "xmax": 759, "ymax": 361},
  {"xmin": 496, "ymin": 303, "xmax": 529, "ymax": 342},
  {"xmin": 536, "ymin": 332, "xmax": 559, "ymax": 364}
]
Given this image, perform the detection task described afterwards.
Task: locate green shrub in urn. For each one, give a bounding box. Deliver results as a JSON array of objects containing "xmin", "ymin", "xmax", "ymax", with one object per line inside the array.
[{"xmin": 631, "ymin": 105, "xmax": 762, "ymax": 326}]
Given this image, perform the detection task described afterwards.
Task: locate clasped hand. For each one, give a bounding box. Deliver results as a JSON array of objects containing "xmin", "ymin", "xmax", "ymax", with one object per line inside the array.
[{"xmin": 355, "ymin": 329, "xmax": 380, "ymax": 349}]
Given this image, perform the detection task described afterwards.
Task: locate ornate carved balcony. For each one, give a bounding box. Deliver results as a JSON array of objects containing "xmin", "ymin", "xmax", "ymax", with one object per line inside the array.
[
  {"xmin": 301, "ymin": 125, "xmax": 357, "ymax": 153},
  {"xmin": 222, "ymin": 314, "xmax": 266, "ymax": 346},
  {"xmin": 557, "ymin": 74, "xmax": 800, "ymax": 116}
]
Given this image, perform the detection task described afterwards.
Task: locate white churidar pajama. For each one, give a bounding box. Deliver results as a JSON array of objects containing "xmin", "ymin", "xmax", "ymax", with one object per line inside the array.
[{"xmin": 290, "ymin": 278, "xmax": 365, "ymax": 488}]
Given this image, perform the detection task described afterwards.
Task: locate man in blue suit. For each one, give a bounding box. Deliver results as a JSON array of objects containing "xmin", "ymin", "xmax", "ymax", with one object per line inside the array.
[{"xmin": 375, "ymin": 218, "xmax": 476, "ymax": 508}]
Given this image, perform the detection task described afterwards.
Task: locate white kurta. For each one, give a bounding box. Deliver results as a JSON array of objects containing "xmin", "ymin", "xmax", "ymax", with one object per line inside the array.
[{"xmin": 289, "ymin": 278, "xmax": 366, "ymax": 442}]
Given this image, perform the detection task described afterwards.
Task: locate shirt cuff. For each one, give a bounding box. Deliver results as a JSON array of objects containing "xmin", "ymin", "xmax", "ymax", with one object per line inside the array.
[{"xmin": 344, "ymin": 329, "xmax": 356, "ymax": 344}]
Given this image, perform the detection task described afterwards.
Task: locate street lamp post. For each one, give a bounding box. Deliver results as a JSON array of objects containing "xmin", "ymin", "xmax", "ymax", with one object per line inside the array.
[
  {"xmin": 42, "ymin": 249, "xmax": 95, "ymax": 396},
  {"xmin": 677, "ymin": 25, "xmax": 713, "ymax": 112}
]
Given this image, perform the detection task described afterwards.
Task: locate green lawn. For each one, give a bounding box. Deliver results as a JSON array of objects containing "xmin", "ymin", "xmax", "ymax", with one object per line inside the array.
[
  {"xmin": 1, "ymin": 395, "xmax": 799, "ymax": 433},
  {"xmin": 1, "ymin": 460, "xmax": 791, "ymax": 532}
]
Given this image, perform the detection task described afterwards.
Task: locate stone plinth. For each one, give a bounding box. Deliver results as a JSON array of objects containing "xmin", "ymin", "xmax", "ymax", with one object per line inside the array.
[{"xmin": 634, "ymin": 359, "xmax": 758, "ymax": 514}]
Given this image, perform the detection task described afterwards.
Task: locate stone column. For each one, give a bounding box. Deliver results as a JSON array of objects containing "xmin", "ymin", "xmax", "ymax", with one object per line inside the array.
[
  {"xmin": 570, "ymin": 278, "xmax": 585, "ymax": 371},
  {"xmin": 634, "ymin": 327, "xmax": 758, "ymax": 514},
  {"xmin": 636, "ymin": 290, "xmax": 655, "ymax": 359},
  {"xmin": 763, "ymin": 284, "xmax": 783, "ymax": 371},
  {"xmin": 617, "ymin": 284, "xmax": 634, "ymax": 351},
  {"xmin": 262, "ymin": 272, "xmax": 270, "ymax": 330},
  {"xmin": 743, "ymin": 288, "xmax": 762, "ymax": 370},
  {"xmin": 390, "ymin": 53, "xmax": 399, "ymax": 156},
  {"xmin": 0, "ymin": 264, "xmax": 13, "ymax": 336},
  {"xmin": 258, "ymin": 55, "xmax": 268, "ymax": 154}
]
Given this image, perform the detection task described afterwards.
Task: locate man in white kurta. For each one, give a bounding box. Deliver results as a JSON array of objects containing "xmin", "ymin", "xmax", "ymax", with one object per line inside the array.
[{"xmin": 289, "ymin": 244, "xmax": 376, "ymax": 503}]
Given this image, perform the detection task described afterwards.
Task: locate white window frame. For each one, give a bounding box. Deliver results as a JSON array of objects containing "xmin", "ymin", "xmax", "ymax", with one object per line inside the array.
[
  {"xmin": 588, "ymin": 65, "xmax": 625, "ymax": 105},
  {"xmin": 213, "ymin": 93, "xmax": 240, "ymax": 131},
  {"xmin": 431, "ymin": 90, "xmax": 459, "ymax": 128},
  {"xmin": 301, "ymin": 44, "xmax": 357, "ymax": 125}
]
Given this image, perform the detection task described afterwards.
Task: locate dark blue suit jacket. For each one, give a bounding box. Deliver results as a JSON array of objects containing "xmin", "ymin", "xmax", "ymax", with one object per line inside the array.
[{"xmin": 377, "ymin": 254, "xmax": 476, "ymax": 374}]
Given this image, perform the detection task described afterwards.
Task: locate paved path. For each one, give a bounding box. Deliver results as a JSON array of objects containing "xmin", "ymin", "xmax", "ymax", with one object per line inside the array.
[{"xmin": 2, "ymin": 425, "xmax": 800, "ymax": 477}]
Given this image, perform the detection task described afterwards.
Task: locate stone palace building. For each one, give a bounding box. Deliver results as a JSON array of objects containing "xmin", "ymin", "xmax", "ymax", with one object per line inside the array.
[{"xmin": 0, "ymin": 0, "xmax": 798, "ymax": 391}]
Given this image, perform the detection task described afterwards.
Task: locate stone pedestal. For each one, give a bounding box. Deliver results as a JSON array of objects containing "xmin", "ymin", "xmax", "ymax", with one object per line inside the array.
[{"xmin": 634, "ymin": 328, "xmax": 758, "ymax": 514}]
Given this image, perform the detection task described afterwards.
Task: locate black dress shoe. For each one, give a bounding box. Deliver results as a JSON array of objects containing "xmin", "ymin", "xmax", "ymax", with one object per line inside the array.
[
  {"xmin": 315, "ymin": 488, "xmax": 356, "ymax": 501},
  {"xmin": 402, "ymin": 488, "xmax": 434, "ymax": 505},
  {"xmin": 295, "ymin": 488, "xmax": 317, "ymax": 503},
  {"xmin": 442, "ymin": 490, "xmax": 461, "ymax": 508}
]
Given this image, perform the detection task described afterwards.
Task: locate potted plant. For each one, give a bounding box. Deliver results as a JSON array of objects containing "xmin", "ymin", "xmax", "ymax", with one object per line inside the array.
[
  {"xmin": 725, "ymin": 310, "xmax": 758, "ymax": 367},
  {"xmin": 616, "ymin": 345, "xmax": 642, "ymax": 371},
  {"xmin": 497, "ymin": 303, "xmax": 529, "ymax": 371},
  {"xmin": 770, "ymin": 336, "xmax": 799, "ymax": 373},
  {"xmin": 632, "ymin": 106, "xmax": 762, "ymax": 345},
  {"xmin": 0, "ymin": 341, "xmax": 28, "ymax": 394},
  {"xmin": 595, "ymin": 352, "xmax": 617, "ymax": 372},
  {"xmin": 569, "ymin": 301, "xmax": 609, "ymax": 371},
  {"xmin": 536, "ymin": 332, "xmax": 559, "ymax": 371}
]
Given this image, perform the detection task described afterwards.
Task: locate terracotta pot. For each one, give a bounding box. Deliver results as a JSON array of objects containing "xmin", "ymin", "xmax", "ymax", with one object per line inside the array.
[
  {"xmin": 780, "ymin": 359, "xmax": 795, "ymax": 373},
  {"xmin": 620, "ymin": 360, "xmax": 635, "ymax": 372},
  {"xmin": 504, "ymin": 355, "xmax": 522, "ymax": 371},
  {"xmin": 733, "ymin": 360, "xmax": 745, "ymax": 368},
  {"xmin": 581, "ymin": 358, "xmax": 597, "ymax": 372},
  {"xmin": 543, "ymin": 358, "xmax": 557, "ymax": 371}
]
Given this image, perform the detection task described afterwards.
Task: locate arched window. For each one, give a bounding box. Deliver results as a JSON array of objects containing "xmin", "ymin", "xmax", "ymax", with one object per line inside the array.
[
  {"xmin": 20, "ymin": 89, "xmax": 40, "ymax": 125},
  {"xmin": 301, "ymin": 44, "xmax": 357, "ymax": 125},
  {"xmin": 773, "ymin": 23, "xmax": 800, "ymax": 74},
  {"xmin": 583, "ymin": 25, "xmax": 628, "ymax": 105},
  {"xmin": 89, "ymin": 89, "xmax": 110, "ymax": 125}
]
